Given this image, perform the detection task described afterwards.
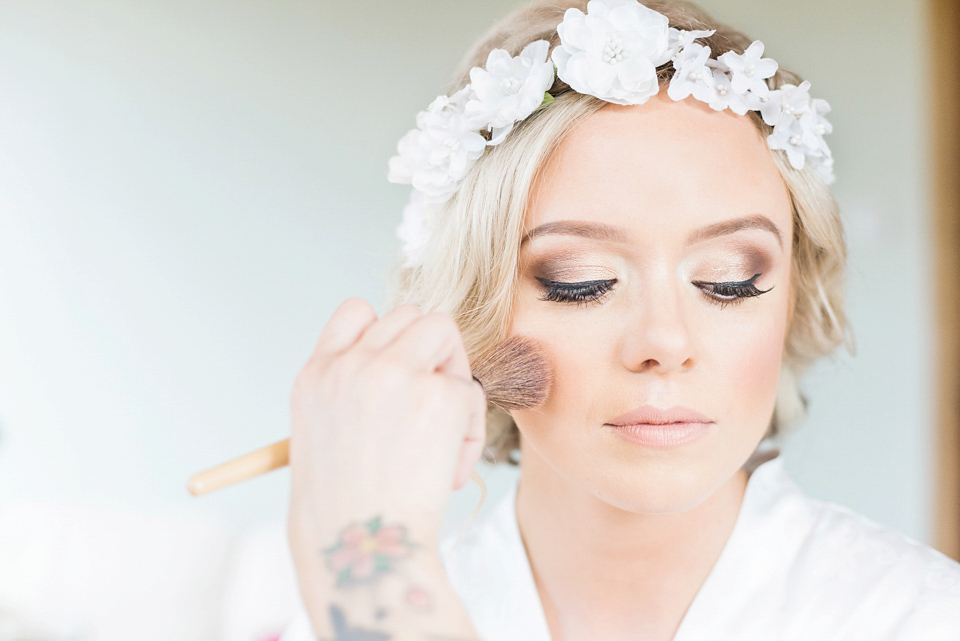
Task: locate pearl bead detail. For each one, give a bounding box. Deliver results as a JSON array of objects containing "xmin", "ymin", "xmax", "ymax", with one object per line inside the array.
[
  {"xmin": 789, "ymin": 134, "xmax": 801, "ymax": 145},
  {"xmin": 602, "ymin": 35, "xmax": 627, "ymax": 63},
  {"xmin": 499, "ymin": 77, "xmax": 522, "ymax": 95},
  {"xmin": 744, "ymin": 64, "xmax": 756, "ymax": 78}
]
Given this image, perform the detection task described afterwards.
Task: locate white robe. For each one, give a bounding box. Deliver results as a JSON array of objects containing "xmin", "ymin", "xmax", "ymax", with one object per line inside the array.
[{"xmin": 280, "ymin": 452, "xmax": 960, "ymax": 640}]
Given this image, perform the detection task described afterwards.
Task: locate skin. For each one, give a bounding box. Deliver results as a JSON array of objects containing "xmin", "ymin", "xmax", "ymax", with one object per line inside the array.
[{"xmin": 508, "ymin": 91, "xmax": 795, "ymax": 641}]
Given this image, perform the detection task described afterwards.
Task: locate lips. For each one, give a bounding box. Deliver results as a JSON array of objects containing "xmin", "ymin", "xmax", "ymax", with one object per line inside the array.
[{"xmin": 605, "ymin": 404, "xmax": 714, "ymax": 427}]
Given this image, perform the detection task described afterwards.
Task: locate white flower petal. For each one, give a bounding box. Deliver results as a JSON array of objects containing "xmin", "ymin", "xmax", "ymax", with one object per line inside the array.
[
  {"xmin": 466, "ymin": 39, "xmax": 554, "ymax": 137},
  {"xmin": 554, "ymin": 0, "xmax": 669, "ymax": 104}
]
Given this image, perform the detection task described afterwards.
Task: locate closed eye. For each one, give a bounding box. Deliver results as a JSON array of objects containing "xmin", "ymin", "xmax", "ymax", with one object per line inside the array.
[
  {"xmin": 535, "ymin": 276, "xmax": 617, "ymax": 307},
  {"xmin": 692, "ymin": 273, "xmax": 773, "ymax": 309}
]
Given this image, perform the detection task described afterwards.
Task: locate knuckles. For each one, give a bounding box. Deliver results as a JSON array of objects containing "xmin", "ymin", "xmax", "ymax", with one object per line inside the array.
[
  {"xmin": 291, "ymin": 307, "xmax": 467, "ymax": 407},
  {"xmin": 291, "ymin": 351, "xmax": 416, "ymax": 405},
  {"xmin": 365, "ymin": 358, "xmax": 415, "ymax": 396},
  {"xmin": 392, "ymin": 303, "xmax": 424, "ymax": 317},
  {"xmin": 421, "ymin": 310, "xmax": 458, "ymax": 335}
]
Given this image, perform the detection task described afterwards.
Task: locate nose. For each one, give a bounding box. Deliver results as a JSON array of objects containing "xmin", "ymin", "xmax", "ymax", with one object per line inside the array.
[{"xmin": 620, "ymin": 274, "xmax": 696, "ymax": 375}]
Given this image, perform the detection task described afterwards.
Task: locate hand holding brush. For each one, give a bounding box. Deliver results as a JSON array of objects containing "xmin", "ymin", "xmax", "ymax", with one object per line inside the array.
[{"xmin": 193, "ymin": 298, "xmax": 551, "ymax": 637}]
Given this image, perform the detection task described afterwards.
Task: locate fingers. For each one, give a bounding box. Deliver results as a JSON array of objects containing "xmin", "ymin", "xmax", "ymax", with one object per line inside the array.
[
  {"xmin": 306, "ymin": 299, "xmax": 472, "ymax": 386},
  {"xmin": 382, "ymin": 312, "xmax": 473, "ymax": 381},
  {"xmin": 353, "ymin": 305, "xmax": 423, "ymax": 355},
  {"xmin": 309, "ymin": 298, "xmax": 378, "ymax": 364}
]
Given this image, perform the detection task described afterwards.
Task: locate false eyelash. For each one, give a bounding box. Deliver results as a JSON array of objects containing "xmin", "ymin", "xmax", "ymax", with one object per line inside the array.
[
  {"xmin": 535, "ymin": 276, "xmax": 617, "ymax": 308},
  {"xmin": 692, "ymin": 273, "xmax": 774, "ymax": 309},
  {"xmin": 536, "ymin": 273, "xmax": 774, "ymax": 310}
]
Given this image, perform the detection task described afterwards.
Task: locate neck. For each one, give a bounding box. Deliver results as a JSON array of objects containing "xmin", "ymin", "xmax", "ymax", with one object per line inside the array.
[{"xmin": 515, "ymin": 443, "xmax": 750, "ymax": 640}]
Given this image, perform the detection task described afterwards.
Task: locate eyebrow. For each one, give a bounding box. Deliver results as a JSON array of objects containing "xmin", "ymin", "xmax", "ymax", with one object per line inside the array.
[{"xmin": 519, "ymin": 214, "xmax": 784, "ymax": 249}]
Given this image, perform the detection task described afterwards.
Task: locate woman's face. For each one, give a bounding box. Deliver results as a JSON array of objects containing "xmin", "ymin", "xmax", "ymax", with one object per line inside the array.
[{"xmin": 509, "ymin": 92, "xmax": 794, "ymax": 513}]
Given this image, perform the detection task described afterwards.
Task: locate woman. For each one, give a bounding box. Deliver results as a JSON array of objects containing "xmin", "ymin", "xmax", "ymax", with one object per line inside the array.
[{"xmin": 281, "ymin": 1, "xmax": 960, "ymax": 639}]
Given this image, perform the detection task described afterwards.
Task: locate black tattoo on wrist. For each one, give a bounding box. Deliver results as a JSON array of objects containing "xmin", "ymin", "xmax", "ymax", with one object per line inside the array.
[{"xmin": 322, "ymin": 604, "xmax": 476, "ymax": 641}]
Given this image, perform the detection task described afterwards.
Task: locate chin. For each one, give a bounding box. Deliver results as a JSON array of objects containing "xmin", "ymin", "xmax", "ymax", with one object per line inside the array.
[
  {"xmin": 587, "ymin": 461, "xmax": 725, "ymax": 514},
  {"xmin": 575, "ymin": 429, "xmax": 741, "ymax": 514}
]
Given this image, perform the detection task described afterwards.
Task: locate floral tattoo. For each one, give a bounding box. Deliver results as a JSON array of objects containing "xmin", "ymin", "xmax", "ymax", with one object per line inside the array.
[
  {"xmin": 322, "ymin": 515, "xmax": 422, "ymax": 588},
  {"xmin": 320, "ymin": 514, "xmax": 455, "ymax": 635}
]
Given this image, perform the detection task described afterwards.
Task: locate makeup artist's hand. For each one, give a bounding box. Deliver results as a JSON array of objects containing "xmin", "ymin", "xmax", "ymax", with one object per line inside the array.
[
  {"xmin": 286, "ymin": 297, "xmax": 488, "ymax": 636},
  {"xmin": 289, "ymin": 296, "xmax": 486, "ymax": 528}
]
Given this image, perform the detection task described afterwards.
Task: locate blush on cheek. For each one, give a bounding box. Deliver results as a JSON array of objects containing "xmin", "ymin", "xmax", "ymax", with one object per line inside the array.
[
  {"xmin": 510, "ymin": 328, "xmax": 602, "ymax": 446},
  {"xmin": 731, "ymin": 314, "xmax": 788, "ymax": 425},
  {"xmin": 532, "ymin": 344, "xmax": 587, "ymax": 421}
]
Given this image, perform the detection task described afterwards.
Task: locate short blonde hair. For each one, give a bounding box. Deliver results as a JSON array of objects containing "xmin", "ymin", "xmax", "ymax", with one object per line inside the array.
[{"xmin": 385, "ymin": 0, "xmax": 855, "ymax": 467}]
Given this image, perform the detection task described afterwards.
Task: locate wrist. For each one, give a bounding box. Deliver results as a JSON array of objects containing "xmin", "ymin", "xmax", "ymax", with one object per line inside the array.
[{"xmin": 292, "ymin": 511, "xmax": 477, "ymax": 640}]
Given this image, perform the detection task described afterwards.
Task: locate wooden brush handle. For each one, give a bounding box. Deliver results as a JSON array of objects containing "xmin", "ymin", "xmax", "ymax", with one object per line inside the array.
[{"xmin": 187, "ymin": 438, "xmax": 289, "ymax": 496}]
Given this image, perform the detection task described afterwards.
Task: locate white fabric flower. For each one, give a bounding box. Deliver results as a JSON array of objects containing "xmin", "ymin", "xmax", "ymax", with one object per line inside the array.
[
  {"xmin": 718, "ymin": 40, "xmax": 778, "ymax": 98},
  {"xmin": 387, "ymin": 85, "xmax": 487, "ymax": 204},
  {"xmin": 762, "ymin": 82, "xmax": 834, "ymax": 182},
  {"xmin": 667, "ymin": 43, "xmax": 716, "ymax": 103},
  {"xmin": 465, "ymin": 40, "xmax": 555, "ymax": 145},
  {"xmin": 767, "ymin": 108, "xmax": 822, "ymax": 170},
  {"xmin": 801, "ymin": 97, "xmax": 833, "ymax": 155},
  {"xmin": 809, "ymin": 152, "xmax": 835, "ymax": 185},
  {"xmin": 707, "ymin": 68, "xmax": 750, "ymax": 114},
  {"xmin": 758, "ymin": 80, "xmax": 813, "ymax": 127},
  {"xmin": 396, "ymin": 189, "xmax": 438, "ymax": 268},
  {"xmin": 798, "ymin": 97, "xmax": 834, "ymax": 182},
  {"xmin": 667, "ymin": 27, "xmax": 715, "ymax": 56},
  {"xmin": 552, "ymin": 0, "xmax": 673, "ymax": 105}
]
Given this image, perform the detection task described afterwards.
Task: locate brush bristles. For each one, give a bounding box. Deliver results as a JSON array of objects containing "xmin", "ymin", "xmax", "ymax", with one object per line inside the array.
[{"xmin": 471, "ymin": 335, "xmax": 552, "ymax": 411}]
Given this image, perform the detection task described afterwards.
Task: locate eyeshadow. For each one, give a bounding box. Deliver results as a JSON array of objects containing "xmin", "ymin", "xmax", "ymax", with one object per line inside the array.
[
  {"xmin": 524, "ymin": 240, "xmax": 775, "ymax": 281},
  {"xmin": 737, "ymin": 245, "xmax": 773, "ymax": 274},
  {"xmin": 694, "ymin": 244, "xmax": 773, "ymax": 282}
]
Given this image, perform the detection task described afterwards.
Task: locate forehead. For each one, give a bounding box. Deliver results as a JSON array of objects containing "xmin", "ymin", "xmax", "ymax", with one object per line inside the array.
[{"xmin": 525, "ymin": 93, "xmax": 792, "ymax": 249}]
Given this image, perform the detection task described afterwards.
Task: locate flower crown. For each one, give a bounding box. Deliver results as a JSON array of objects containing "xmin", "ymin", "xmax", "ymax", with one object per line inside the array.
[{"xmin": 387, "ymin": 0, "xmax": 835, "ymax": 268}]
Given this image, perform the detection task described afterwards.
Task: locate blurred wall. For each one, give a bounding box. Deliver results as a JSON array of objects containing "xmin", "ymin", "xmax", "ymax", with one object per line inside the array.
[{"xmin": 0, "ymin": 0, "xmax": 937, "ymax": 550}]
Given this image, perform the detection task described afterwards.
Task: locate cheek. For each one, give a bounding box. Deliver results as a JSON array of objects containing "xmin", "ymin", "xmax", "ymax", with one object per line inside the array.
[
  {"xmin": 704, "ymin": 298, "xmax": 789, "ymax": 424},
  {"xmin": 507, "ymin": 304, "xmax": 610, "ymax": 439}
]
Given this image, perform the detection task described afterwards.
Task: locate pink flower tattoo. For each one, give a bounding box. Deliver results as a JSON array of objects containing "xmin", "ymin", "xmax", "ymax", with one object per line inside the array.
[{"xmin": 322, "ymin": 515, "xmax": 419, "ymax": 587}]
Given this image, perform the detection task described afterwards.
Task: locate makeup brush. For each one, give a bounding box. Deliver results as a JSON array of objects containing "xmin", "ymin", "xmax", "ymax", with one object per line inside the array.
[{"xmin": 187, "ymin": 334, "xmax": 552, "ymax": 496}]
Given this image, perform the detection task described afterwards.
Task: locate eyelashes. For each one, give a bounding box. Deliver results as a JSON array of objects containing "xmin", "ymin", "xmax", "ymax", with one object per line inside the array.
[
  {"xmin": 536, "ymin": 277, "xmax": 616, "ymax": 307},
  {"xmin": 691, "ymin": 273, "xmax": 774, "ymax": 309},
  {"xmin": 535, "ymin": 273, "xmax": 773, "ymax": 309}
]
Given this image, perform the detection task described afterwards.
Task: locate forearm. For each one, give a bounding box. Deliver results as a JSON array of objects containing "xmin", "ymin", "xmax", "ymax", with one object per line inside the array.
[{"xmin": 292, "ymin": 511, "xmax": 481, "ymax": 641}]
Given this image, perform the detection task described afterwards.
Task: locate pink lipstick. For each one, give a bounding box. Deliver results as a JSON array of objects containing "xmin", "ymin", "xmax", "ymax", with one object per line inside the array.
[{"xmin": 604, "ymin": 404, "xmax": 715, "ymax": 448}]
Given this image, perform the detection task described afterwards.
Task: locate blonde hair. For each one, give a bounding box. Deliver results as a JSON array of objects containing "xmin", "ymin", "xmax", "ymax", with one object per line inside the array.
[{"xmin": 384, "ymin": 0, "xmax": 855, "ymax": 530}]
